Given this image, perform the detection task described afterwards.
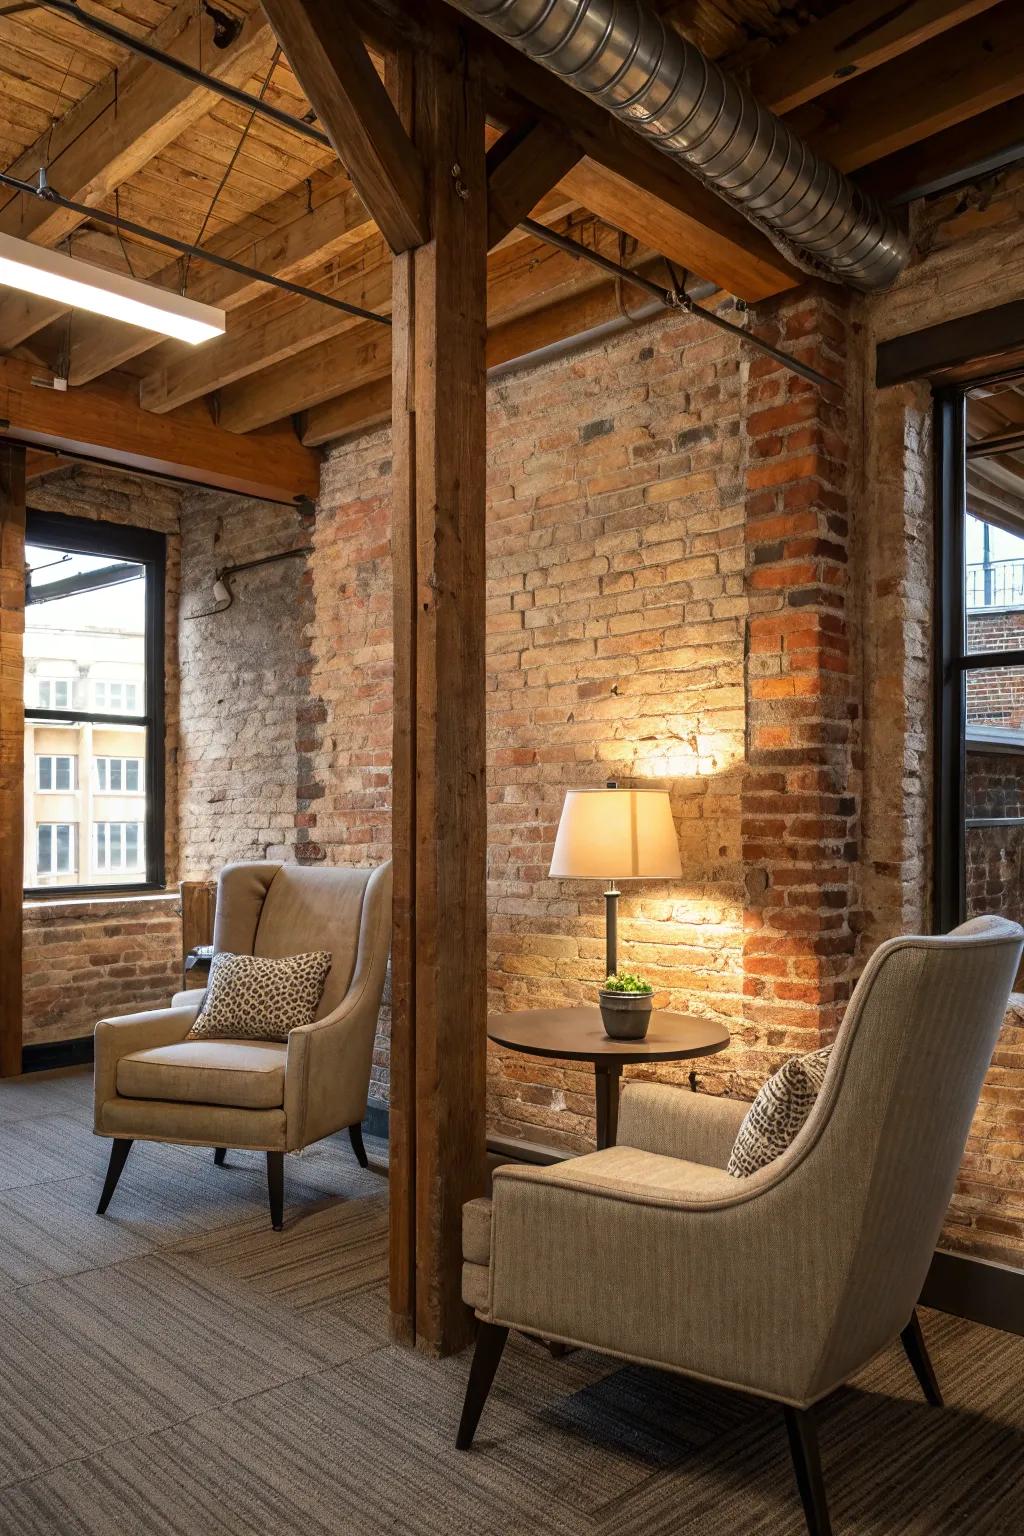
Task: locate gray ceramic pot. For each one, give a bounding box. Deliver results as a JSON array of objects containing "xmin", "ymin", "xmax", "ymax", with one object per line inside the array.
[{"xmin": 598, "ymin": 989, "xmax": 653, "ymax": 1040}]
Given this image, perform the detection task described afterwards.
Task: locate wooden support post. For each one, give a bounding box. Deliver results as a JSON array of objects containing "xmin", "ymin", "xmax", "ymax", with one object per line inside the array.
[
  {"xmin": 389, "ymin": 28, "xmax": 489, "ymax": 1355},
  {"xmin": 0, "ymin": 444, "xmax": 26, "ymax": 1078}
]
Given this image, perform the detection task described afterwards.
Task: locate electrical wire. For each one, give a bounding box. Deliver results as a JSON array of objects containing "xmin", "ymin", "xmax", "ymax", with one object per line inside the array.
[{"xmin": 182, "ymin": 44, "xmax": 281, "ymax": 295}]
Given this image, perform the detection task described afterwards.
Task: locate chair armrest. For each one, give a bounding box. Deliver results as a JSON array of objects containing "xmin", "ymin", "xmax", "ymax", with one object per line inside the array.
[
  {"xmin": 171, "ymin": 988, "xmax": 205, "ymax": 1008},
  {"xmin": 617, "ymin": 1082, "xmax": 749, "ymax": 1169},
  {"xmin": 93, "ymin": 1004, "xmax": 200, "ymax": 1125},
  {"xmin": 484, "ymin": 1149, "xmax": 832, "ymax": 1403}
]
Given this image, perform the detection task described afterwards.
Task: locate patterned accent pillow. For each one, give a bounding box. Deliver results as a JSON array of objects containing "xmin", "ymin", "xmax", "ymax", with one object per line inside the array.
[
  {"xmin": 187, "ymin": 951, "xmax": 332, "ymax": 1043},
  {"xmin": 727, "ymin": 1046, "xmax": 832, "ymax": 1178}
]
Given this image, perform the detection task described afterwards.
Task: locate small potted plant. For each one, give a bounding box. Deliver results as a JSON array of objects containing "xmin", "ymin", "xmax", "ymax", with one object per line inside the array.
[{"xmin": 599, "ymin": 971, "xmax": 655, "ymax": 1040}]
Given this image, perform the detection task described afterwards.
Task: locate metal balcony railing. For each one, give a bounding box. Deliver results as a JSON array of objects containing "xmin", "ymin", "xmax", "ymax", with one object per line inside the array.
[{"xmin": 967, "ymin": 558, "xmax": 1024, "ymax": 608}]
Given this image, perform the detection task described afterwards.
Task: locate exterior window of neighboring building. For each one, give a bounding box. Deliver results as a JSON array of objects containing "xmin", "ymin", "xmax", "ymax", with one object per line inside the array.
[
  {"xmin": 936, "ymin": 376, "xmax": 1024, "ymax": 934},
  {"xmin": 95, "ymin": 756, "xmax": 144, "ymax": 793},
  {"xmin": 94, "ymin": 680, "xmax": 140, "ymax": 713},
  {"xmin": 36, "ymin": 823, "xmax": 76, "ymax": 877},
  {"xmin": 23, "ymin": 511, "xmax": 165, "ymax": 894},
  {"xmin": 94, "ymin": 822, "xmax": 144, "ymax": 872},
  {"xmin": 36, "ymin": 679, "xmax": 71, "ymax": 709},
  {"xmin": 37, "ymin": 755, "xmax": 77, "ymax": 791}
]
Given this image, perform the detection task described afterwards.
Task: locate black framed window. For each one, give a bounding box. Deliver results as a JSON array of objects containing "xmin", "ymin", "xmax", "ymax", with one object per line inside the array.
[
  {"xmin": 936, "ymin": 376, "xmax": 1024, "ymax": 930},
  {"xmin": 23, "ymin": 511, "xmax": 165, "ymax": 896}
]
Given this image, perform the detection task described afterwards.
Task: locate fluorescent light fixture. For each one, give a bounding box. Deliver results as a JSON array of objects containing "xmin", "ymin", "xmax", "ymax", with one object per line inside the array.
[{"xmin": 0, "ymin": 231, "xmax": 225, "ymax": 344}]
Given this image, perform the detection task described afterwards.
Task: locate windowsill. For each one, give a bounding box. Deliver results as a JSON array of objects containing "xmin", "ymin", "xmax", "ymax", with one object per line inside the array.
[{"xmin": 23, "ymin": 887, "xmax": 176, "ymax": 909}]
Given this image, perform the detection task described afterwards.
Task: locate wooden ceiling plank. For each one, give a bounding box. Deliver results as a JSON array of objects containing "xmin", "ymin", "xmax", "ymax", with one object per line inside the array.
[
  {"xmin": 70, "ymin": 182, "xmax": 377, "ymax": 385},
  {"xmin": 486, "ymin": 121, "xmax": 582, "ymax": 248},
  {"xmin": 750, "ymin": 0, "xmax": 1004, "ymax": 115},
  {"xmin": 260, "ymin": 0, "xmax": 429, "ymax": 252},
  {"xmin": 0, "ymin": 0, "xmax": 275, "ymax": 348},
  {"xmin": 0, "ymin": 356, "xmax": 319, "ymax": 503},
  {"xmin": 792, "ymin": 3, "xmax": 1024, "ymax": 172}
]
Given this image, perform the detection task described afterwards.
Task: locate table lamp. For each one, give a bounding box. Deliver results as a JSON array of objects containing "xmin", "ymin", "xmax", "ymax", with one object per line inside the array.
[{"xmin": 549, "ymin": 783, "xmax": 682, "ymax": 978}]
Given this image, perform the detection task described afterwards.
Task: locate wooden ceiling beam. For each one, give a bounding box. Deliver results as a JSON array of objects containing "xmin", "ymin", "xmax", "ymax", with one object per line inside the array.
[
  {"xmin": 212, "ymin": 218, "xmax": 662, "ymax": 433},
  {"xmin": 790, "ymin": 3, "xmax": 1024, "ymax": 173},
  {"xmin": 858, "ymin": 97, "xmax": 1024, "ymax": 204},
  {"xmin": 0, "ymin": 0, "xmax": 276, "ymax": 349},
  {"xmin": 260, "ymin": 0, "xmax": 429, "ymax": 252},
  {"xmin": 749, "ymin": 0, "xmax": 1004, "ymax": 116},
  {"xmin": 0, "ymin": 357, "xmax": 319, "ymax": 503},
  {"xmin": 486, "ymin": 121, "xmax": 582, "ymax": 249},
  {"xmin": 70, "ymin": 180, "xmax": 375, "ymax": 386}
]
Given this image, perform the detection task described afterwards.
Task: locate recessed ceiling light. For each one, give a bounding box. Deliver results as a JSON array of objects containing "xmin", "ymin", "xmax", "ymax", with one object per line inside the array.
[{"xmin": 0, "ymin": 231, "xmax": 225, "ymax": 345}]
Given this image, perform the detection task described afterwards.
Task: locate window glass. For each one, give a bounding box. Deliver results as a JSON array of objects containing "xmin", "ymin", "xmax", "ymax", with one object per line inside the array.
[{"xmin": 24, "ymin": 526, "xmax": 160, "ymax": 891}]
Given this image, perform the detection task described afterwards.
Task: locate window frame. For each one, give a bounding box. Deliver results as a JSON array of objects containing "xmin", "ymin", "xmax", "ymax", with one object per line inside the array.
[
  {"xmin": 935, "ymin": 380, "xmax": 1024, "ymax": 930},
  {"xmin": 23, "ymin": 510, "xmax": 166, "ymax": 897}
]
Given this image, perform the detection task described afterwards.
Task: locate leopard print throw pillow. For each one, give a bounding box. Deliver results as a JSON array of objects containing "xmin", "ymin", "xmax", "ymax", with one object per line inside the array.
[
  {"xmin": 726, "ymin": 1045, "xmax": 833, "ymax": 1178},
  {"xmin": 187, "ymin": 950, "xmax": 332, "ymax": 1043}
]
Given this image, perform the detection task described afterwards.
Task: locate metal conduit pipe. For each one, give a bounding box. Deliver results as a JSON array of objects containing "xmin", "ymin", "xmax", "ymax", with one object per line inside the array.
[{"xmin": 444, "ymin": 0, "xmax": 910, "ymax": 292}]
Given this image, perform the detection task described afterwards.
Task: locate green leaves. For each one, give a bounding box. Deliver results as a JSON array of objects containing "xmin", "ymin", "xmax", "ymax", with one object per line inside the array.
[{"xmin": 602, "ymin": 971, "xmax": 653, "ymax": 994}]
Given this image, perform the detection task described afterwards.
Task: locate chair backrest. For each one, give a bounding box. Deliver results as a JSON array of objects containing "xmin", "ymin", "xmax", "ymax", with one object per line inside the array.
[
  {"xmin": 777, "ymin": 915, "xmax": 1023, "ymax": 1397},
  {"xmin": 212, "ymin": 860, "xmax": 391, "ymax": 1018}
]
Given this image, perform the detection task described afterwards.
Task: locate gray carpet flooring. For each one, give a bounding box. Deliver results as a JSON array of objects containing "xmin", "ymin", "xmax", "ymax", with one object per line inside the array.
[{"xmin": 1, "ymin": 1069, "xmax": 1024, "ymax": 1535}]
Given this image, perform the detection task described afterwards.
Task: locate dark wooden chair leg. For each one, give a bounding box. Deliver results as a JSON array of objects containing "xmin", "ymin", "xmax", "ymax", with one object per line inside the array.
[
  {"xmin": 96, "ymin": 1138, "xmax": 134, "ymax": 1215},
  {"xmin": 214, "ymin": 1146, "xmax": 227, "ymax": 1166},
  {"xmin": 348, "ymin": 1122, "xmax": 369, "ymax": 1168},
  {"xmin": 901, "ymin": 1308, "xmax": 944, "ymax": 1407},
  {"xmin": 266, "ymin": 1151, "xmax": 284, "ymax": 1230},
  {"xmin": 784, "ymin": 1406, "xmax": 833, "ymax": 1536},
  {"xmin": 456, "ymin": 1323, "xmax": 509, "ymax": 1450}
]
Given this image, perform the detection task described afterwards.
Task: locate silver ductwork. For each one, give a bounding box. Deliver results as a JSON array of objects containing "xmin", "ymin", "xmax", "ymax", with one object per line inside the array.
[{"xmin": 449, "ymin": 0, "xmax": 909, "ymax": 292}]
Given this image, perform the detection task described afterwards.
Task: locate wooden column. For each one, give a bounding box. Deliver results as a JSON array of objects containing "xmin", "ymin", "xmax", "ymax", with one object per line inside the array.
[
  {"xmin": 389, "ymin": 30, "xmax": 489, "ymax": 1354},
  {"xmin": 0, "ymin": 444, "xmax": 26, "ymax": 1078}
]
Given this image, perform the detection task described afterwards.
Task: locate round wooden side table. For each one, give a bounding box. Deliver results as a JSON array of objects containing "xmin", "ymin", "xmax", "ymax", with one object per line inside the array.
[{"xmin": 487, "ymin": 1005, "xmax": 730, "ymax": 1149}]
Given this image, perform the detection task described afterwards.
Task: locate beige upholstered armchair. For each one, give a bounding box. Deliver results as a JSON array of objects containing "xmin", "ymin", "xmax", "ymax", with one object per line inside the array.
[
  {"xmin": 94, "ymin": 860, "xmax": 392, "ymax": 1230},
  {"xmin": 457, "ymin": 916, "xmax": 1023, "ymax": 1536}
]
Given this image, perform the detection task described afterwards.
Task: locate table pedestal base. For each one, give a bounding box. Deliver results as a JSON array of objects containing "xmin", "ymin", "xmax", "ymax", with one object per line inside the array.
[{"xmin": 594, "ymin": 1060, "xmax": 622, "ymax": 1150}]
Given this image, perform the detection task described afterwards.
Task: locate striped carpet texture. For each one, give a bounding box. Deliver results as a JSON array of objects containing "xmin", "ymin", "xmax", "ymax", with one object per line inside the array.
[{"xmin": 1, "ymin": 1069, "xmax": 1024, "ymax": 1534}]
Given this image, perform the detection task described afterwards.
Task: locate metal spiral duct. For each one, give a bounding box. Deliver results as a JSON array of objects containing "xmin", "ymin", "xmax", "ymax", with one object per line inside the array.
[{"xmin": 448, "ymin": 0, "xmax": 910, "ymax": 291}]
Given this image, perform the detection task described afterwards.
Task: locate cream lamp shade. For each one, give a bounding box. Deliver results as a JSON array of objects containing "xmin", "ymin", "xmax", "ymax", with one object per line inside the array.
[{"xmin": 549, "ymin": 787, "xmax": 682, "ymax": 880}]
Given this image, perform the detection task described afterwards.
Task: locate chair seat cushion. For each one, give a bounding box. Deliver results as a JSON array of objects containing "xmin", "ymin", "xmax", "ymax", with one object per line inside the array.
[{"xmin": 116, "ymin": 1040, "xmax": 287, "ymax": 1110}]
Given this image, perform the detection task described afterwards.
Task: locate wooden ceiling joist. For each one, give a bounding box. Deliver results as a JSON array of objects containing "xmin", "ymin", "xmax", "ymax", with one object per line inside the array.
[
  {"xmin": 791, "ymin": 1, "xmax": 1024, "ymax": 173},
  {"xmin": 260, "ymin": 0, "xmax": 429, "ymax": 253},
  {"xmin": 0, "ymin": 356, "xmax": 319, "ymax": 503},
  {"xmin": 749, "ymin": 0, "xmax": 1004, "ymax": 116}
]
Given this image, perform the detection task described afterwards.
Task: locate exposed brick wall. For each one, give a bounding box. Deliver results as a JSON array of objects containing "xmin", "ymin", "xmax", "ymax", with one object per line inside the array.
[
  {"xmin": 176, "ymin": 488, "xmax": 314, "ymax": 878},
  {"xmin": 741, "ymin": 290, "xmax": 858, "ymax": 1067},
  {"xmin": 23, "ymin": 468, "xmax": 185, "ymax": 1047}
]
